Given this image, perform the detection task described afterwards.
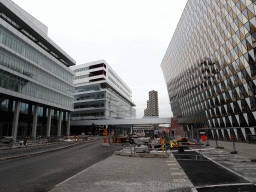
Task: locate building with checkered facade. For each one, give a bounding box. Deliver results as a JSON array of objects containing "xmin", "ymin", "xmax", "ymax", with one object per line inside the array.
[{"xmin": 161, "ymin": 0, "xmax": 256, "ymax": 141}]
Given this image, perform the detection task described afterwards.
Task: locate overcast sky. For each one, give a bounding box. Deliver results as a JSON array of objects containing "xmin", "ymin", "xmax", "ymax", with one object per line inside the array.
[{"xmin": 13, "ymin": 0, "xmax": 188, "ymax": 118}]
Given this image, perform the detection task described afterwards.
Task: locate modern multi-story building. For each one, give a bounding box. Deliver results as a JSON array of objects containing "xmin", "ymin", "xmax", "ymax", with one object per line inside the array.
[
  {"xmin": 70, "ymin": 60, "xmax": 136, "ymax": 133},
  {"xmin": 0, "ymin": 0, "xmax": 75, "ymax": 141},
  {"xmin": 144, "ymin": 90, "xmax": 159, "ymax": 116},
  {"xmin": 161, "ymin": 0, "xmax": 256, "ymax": 141}
]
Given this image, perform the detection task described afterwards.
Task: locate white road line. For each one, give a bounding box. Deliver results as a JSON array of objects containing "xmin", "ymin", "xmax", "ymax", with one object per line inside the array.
[
  {"xmin": 53, "ymin": 154, "xmax": 114, "ymax": 188},
  {"xmin": 196, "ymin": 182, "xmax": 254, "ymax": 189},
  {"xmin": 173, "ymin": 179, "xmax": 186, "ymax": 182},
  {"xmin": 171, "ymin": 172, "xmax": 182, "ymax": 175}
]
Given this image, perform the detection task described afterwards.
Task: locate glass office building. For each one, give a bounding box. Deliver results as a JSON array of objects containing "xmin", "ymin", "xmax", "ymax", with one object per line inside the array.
[
  {"xmin": 70, "ymin": 60, "xmax": 136, "ymax": 134},
  {"xmin": 0, "ymin": 0, "xmax": 76, "ymax": 141},
  {"xmin": 161, "ymin": 0, "xmax": 256, "ymax": 141}
]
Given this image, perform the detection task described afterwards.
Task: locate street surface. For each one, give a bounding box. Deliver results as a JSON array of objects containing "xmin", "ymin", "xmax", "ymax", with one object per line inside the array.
[
  {"xmin": 0, "ymin": 140, "xmax": 116, "ymax": 192},
  {"xmin": 0, "ymin": 142, "xmax": 76, "ymax": 159},
  {"xmin": 0, "ymin": 139, "xmax": 255, "ymax": 192},
  {"xmin": 50, "ymin": 154, "xmax": 194, "ymax": 192}
]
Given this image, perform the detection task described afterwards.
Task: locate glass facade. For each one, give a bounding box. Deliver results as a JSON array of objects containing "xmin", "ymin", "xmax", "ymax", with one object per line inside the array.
[
  {"xmin": 0, "ymin": 25, "xmax": 74, "ymax": 109},
  {"xmin": 0, "ymin": 25, "xmax": 73, "ymax": 83},
  {"xmin": 161, "ymin": 0, "xmax": 256, "ymax": 141},
  {"xmin": 71, "ymin": 61, "xmax": 136, "ymax": 121},
  {"xmin": 72, "ymin": 87, "xmax": 135, "ymax": 119},
  {"xmin": 0, "ymin": 0, "xmax": 75, "ymax": 140},
  {"xmin": 105, "ymin": 88, "xmax": 136, "ymax": 118}
]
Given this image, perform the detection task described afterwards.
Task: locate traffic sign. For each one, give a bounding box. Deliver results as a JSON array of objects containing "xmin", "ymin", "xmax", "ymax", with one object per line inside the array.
[{"xmin": 196, "ymin": 136, "xmax": 200, "ymax": 142}]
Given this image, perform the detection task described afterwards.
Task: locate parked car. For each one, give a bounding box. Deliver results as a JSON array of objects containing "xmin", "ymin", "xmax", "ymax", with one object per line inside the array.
[{"xmin": 1, "ymin": 137, "xmax": 14, "ymax": 144}]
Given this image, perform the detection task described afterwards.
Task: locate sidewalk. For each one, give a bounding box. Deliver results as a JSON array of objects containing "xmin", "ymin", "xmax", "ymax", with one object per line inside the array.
[
  {"xmin": 50, "ymin": 154, "xmax": 194, "ymax": 192},
  {"xmin": 200, "ymin": 139, "xmax": 256, "ymax": 160}
]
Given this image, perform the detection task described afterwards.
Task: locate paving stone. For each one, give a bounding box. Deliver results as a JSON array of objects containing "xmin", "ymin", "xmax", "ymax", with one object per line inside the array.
[{"xmin": 50, "ymin": 155, "xmax": 194, "ymax": 192}]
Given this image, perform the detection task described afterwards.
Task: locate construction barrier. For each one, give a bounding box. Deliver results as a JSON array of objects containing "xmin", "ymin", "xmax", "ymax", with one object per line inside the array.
[
  {"xmin": 102, "ymin": 136, "xmax": 111, "ymax": 146},
  {"xmin": 112, "ymin": 136, "xmax": 129, "ymax": 143}
]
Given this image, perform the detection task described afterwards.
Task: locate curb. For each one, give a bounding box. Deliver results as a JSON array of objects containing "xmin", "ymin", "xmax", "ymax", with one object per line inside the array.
[
  {"xmin": 0, "ymin": 141, "xmax": 89, "ymax": 161},
  {"xmin": 114, "ymin": 151, "xmax": 169, "ymax": 158}
]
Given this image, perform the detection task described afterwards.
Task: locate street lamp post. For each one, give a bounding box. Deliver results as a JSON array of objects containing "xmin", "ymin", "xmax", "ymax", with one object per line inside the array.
[
  {"xmin": 206, "ymin": 129, "xmax": 210, "ymax": 146},
  {"xmin": 215, "ymin": 129, "xmax": 224, "ymax": 149},
  {"xmin": 231, "ymin": 129, "xmax": 238, "ymax": 154}
]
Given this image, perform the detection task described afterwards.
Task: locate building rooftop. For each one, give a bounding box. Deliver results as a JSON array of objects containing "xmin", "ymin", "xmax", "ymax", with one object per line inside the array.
[{"xmin": 0, "ymin": 0, "xmax": 76, "ymax": 67}]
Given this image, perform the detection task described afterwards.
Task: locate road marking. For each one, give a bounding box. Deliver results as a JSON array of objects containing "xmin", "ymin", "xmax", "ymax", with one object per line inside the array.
[
  {"xmin": 170, "ymin": 168, "xmax": 179, "ymax": 170},
  {"xmin": 168, "ymin": 164, "xmax": 177, "ymax": 166},
  {"xmin": 185, "ymin": 148, "xmax": 215, "ymax": 152},
  {"xmin": 166, "ymin": 160, "xmax": 175, "ymax": 162},
  {"xmin": 196, "ymin": 183, "xmax": 254, "ymax": 189},
  {"xmin": 173, "ymin": 179, "xmax": 186, "ymax": 182},
  {"xmin": 171, "ymin": 172, "xmax": 182, "ymax": 175}
]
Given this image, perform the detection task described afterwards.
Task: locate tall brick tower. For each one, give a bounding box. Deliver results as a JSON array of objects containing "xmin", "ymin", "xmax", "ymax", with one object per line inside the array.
[{"xmin": 144, "ymin": 90, "xmax": 159, "ymax": 117}]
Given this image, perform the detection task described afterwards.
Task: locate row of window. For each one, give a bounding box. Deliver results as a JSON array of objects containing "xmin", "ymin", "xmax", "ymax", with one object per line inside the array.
[
  {"xmin": 75, "ymin": 92, "xmax": 105, "ymax": 101},
  {"xmin": 107, "ymin": 88, "xmax": 132, "ymax": 107},
  {"xmin": 0, "ymin": 69, "xmax": 73, "ymax": 108},
  {"xmin": 108, "ymin": 69, "xmax": 130, "ymax": 94},
  {"xmin": 74, "ymin": 103, "xmax": 105, "ymax": 109},
  {"xmin": 74, "ymin": 67, "xmax": 89, "ymax": 73},
  {"xmin": 0, "ymin": 13, "xmax": 69, "ymax": 67},
  {"xmin": 74, "ymin": 74, "xmax": 88, "ymax": 80},
  {"xmin": 71, "ymin": 112, "xmax": 104, "ymax": 117},
  {"xmin": 105, "ymin": 91, "xmax": 133, "ymax": 116},
  {"xmin": 108, "ymin": 76, "xmax": 130, "ymax": 98},
  {"xmin": 0, "ymin": 25, "xmax": 73, "ymax": 84},
  {"xmin": 75, "ymin": 85, "xmax": 100, "ymax": 93},
  {"xmin": 0, "ymin": 48, "xmax": 73, "ymax": 96},
  {"xmin": 106, "ymin": 88, "xmax": 131, "ymax": 107},
  {"xmin": 73, "ymin": 89, "xmax": 135, "ymax": 118},
  {"xmin": 73, "ymin": 63, "xmax": 106, "ymax": 73}
]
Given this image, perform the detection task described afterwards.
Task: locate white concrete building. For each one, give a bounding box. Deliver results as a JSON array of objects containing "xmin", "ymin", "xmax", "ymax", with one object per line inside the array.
[{"xmin": 70, "ymin": 60, "xmax": 136, "ymax": 133}]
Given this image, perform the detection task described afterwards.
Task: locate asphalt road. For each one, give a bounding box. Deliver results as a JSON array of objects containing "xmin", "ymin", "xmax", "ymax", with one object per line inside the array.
[
  {"xmin": 0, "ymin": 140, "xmax": 116, "ymax": 192},
  {"xmin": 173, "ymin": 151, "xmax": 249, "ymax": 187}
]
